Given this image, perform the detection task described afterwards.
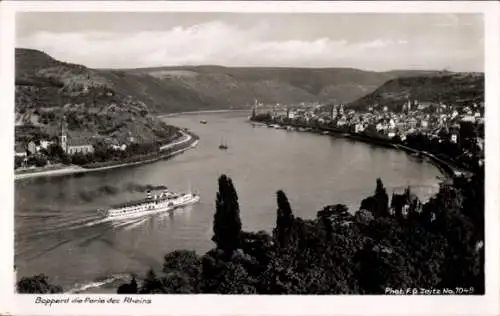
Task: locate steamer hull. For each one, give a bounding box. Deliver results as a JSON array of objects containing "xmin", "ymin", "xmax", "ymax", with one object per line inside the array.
[{"xmin": 98, "ymin": 189, "xmax": 200, "ymax": 221}]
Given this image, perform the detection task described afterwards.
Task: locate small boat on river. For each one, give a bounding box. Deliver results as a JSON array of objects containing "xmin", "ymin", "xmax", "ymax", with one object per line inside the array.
[{"xmin": 219, "ymin": 138, "xmax": 228, "ymax": 150}]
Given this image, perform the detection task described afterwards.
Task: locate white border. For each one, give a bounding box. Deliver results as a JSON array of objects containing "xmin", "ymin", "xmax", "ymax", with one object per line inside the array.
[{"xmin": 1, "ymin": 1, "xmax": 499, "ymax": 315}]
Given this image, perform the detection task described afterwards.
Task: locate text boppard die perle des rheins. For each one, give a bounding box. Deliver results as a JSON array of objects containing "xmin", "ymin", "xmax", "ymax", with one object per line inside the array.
[{"xmin": 34, "ymin": 296, "xmax": 152, "ymax": 306}]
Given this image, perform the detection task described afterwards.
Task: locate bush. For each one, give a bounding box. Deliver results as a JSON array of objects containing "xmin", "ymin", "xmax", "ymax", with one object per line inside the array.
[
  {"xmin": 27, "ymin": 154, "xmax": 47, "ymax": 167},
  {"xmin": 70, "ymin": 152, "xmax": 92, "ymax": 165},
  {"xmin": 15, "ymin": 156, "xmax": 24, "ymax": 169},
  {"xmin": 17, "ymin": 274, "xmax": 63, "ymax": 293}
]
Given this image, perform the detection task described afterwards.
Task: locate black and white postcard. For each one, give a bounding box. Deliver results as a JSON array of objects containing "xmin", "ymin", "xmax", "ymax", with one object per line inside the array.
[{"xmin": 0, "ymin": 1, "xmax": 499, "ymax": 315}]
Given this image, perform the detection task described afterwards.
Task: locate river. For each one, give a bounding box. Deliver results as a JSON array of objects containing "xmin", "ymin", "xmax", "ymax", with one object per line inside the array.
[{"xmin": 14, "ymin": 111, "xmax": 444, "ymax": 292}]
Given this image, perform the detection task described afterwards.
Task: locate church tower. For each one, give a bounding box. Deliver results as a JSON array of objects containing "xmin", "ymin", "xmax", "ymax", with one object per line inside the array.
[{"xmin": 60, "ymin": 118, "xmax": 68, "ymax": 153}]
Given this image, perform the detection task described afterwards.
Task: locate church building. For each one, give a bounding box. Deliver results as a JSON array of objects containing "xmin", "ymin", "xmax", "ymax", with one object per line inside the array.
[{"xmin": 59, "ymin": 120, "xmax": 94, "ymax": 155}]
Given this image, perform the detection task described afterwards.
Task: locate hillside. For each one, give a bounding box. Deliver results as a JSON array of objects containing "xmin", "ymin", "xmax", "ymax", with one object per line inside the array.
[
  {"xmin": 122, "ymin": 66, "xmax": 442, "ymax": 112},
  {"xmin": 15, "ymin": 49, "xmax": 177, "ymax": 144},
  {"xmin": 16, "ymin": 48, "xmax": 465, "ymax": 122},
  {"xmin": 347, "ymin": 73, "xmax": 484, "ymax": 111}
]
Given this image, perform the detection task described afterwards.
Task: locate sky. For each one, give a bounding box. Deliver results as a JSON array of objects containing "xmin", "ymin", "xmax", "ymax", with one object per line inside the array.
[{"xmin": 16, "ymin": 12, "xmax": 484, "ymax": 72}]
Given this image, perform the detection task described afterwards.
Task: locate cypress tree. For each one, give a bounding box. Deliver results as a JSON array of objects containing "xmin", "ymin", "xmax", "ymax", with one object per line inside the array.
[
  {"xmin": 374, "ymin": 178, "xmax": 389, "ymax": 217},
  {"xmin": 212, "ymin": 174, "xmax": 242, "ymax": 255},
  {"xmin": 275, "ymin": 190, "xmax": 294, "ymax": 248}
]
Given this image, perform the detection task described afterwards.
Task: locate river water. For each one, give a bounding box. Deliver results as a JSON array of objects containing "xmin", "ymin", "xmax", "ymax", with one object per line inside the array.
[{"xmin": 14, "ymin": 111, "xmax": 443, "ymax": 292}]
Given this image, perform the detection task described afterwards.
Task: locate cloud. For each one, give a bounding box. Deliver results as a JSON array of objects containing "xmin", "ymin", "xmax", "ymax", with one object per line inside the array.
[
  {"xmin": 17, "ymin": 20, "xmax": 482, "ymax": 71},
  {"xmin": 357, "ymin": 39, "xmax": 393, "ymax": 48}
]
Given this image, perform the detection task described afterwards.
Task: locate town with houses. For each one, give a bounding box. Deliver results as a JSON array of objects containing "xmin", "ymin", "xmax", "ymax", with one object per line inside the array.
[{"xmin": 252, "ymin": 98, "xmax": 485, "ymax": 163}]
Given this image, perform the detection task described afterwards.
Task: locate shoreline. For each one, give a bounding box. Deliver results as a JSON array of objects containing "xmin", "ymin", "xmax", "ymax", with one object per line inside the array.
[
  {"xmin": 250, "ymin": 119, "xmax": 469, "ymax": 179},
  {"xmin": 14, "ymin": 109, "xmax": 250, "ymax": 181},
  {"xmin": 15, "ymin": 109, "xmax": 250, "ymax": 181},
  {"xmin": 14, "ymin": 130, "xmax": 198, "ymax": 181}
]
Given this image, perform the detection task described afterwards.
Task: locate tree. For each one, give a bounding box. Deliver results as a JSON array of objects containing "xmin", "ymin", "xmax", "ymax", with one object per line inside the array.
[
  {"xmin": 117, "ymin": 275, "xmax": 138, "ymax": 294},
  {"xmin": 70, "ymin": 152, "xmax": 92, "ymax": 165},
  {"xmin": 162, "ymin": 271, "xmax": 196, "ymax": 293},
  {"xmin": 374, "ymin": 178, "xmax": 389, "ymax": 217},
  {"xmin": 17, "ymin": 274, "xmax": 63, "ymax": 293},
  {"xmin": 138, "ymin": 270, "xmax": 163, "ymax": 294},
  {"xmin": 360, "ymin": 196, "xmax": 377, "ymax": 214},
  {"xmin": 27, "ymin": 154, "xmax": 47, "ymax": 168},
  {"xmin": 163, "ymin": 250, "xmax": 201, "ymax": 286},
  {"xmin": 212, "ymin": 174, "xmax": 242, "ymax": 255},
  {"xmin": 317, "ymin": 204, "xmax": 351, "ymax": 239},
  {"xmin": 274, "ymin": 190, "xmax": 294, "ymax": 248},
  {"xmin": 390, "ymin": 192, "xmax": 406, "ymax": 220},
  {"xmin": 15, "ymin": 156, "xmax": 24, "ymax": 169},
  {"xmin": 45, "ymin": 143, "xmax": 65, "ymax": 159}
]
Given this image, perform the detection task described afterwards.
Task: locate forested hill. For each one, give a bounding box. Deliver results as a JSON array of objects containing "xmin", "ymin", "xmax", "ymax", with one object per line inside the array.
[
  {"xmin": 120, "ymin": 65, "xmax": 442, "ymax": 112},
  {"xmin": 17, "ymin": 48, "xmax": 445, "ymax": 116},
  {"xmin": 15, "ymin": 48, "xmax": 177, "ymax": 144},
  {"xmin": 347, "ymin": 73, "xmax": 484, "ymax": 111}
]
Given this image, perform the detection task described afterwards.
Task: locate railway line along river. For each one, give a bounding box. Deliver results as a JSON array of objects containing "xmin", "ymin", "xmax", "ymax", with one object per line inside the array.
[{"xmin": 15, "ymin": 110, "xmax": 444, "ymax": 292}]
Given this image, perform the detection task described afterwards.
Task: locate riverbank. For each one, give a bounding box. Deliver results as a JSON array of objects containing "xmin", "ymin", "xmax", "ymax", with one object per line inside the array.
[
  {"xmin": 14, "ymin": 109, "xmax": 251, "ymax": 181},
  {"xmin": 251, "ymin": 119, "xmax": 469, "ymax": 179},
  {"xmin": 14, "ymin": 129, "xmax": 199, "ymax": 181}
]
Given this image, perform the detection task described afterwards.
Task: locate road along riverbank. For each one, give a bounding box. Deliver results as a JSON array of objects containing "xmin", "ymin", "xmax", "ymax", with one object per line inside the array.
[{"xmin": 14, "ymin": 129, "xmax": 199, "ymax": 181}]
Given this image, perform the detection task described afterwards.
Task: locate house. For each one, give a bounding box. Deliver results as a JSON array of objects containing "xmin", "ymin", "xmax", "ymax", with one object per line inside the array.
[
  {"xmin": 65, "ymin": 137, "xmax": 95, "ymax": 155},
  {"xmin": 27, "ymin": 141, "xmax": 37, "ymax": 155},
  {"xmin": 417, "ymin": 102, "xmax": 433, "ymax": 110},
  {"xmin": 408, "ymin": 118, "xmax": 418, "ymax": 128},
  {"xmin": 461, "ymin": 115, "xmax": 476, "ymax": 122},
  {"xmin": 112, "ymin": 144, "xmax": 127, "ymax": 151},
  {"xmin": 354, "ymin": 123, "xmax": 365, "ymax": 133},
  {"xmin": 15, "ymin": 144, "xmax": 27, "ymax": 157},
  {"xmin": 59, "ymin": 120, "xmax": 94, "ymax": 155},
  {"xmin": 40, "ymin": 140, "xmax": 52, "ymax": 150}
]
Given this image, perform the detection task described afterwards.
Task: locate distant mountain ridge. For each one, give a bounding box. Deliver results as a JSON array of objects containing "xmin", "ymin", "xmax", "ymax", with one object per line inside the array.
[
  {"xmin": 16, "ymin": 48, "xmax": 483, "ymax": 127},
  {"xmin": 16, "ymin": 48, "xmax": 456, "ymax": 116},
  {"xmin": 121, "ymin": 65, "xmax": 445, "ymax": 112}
]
